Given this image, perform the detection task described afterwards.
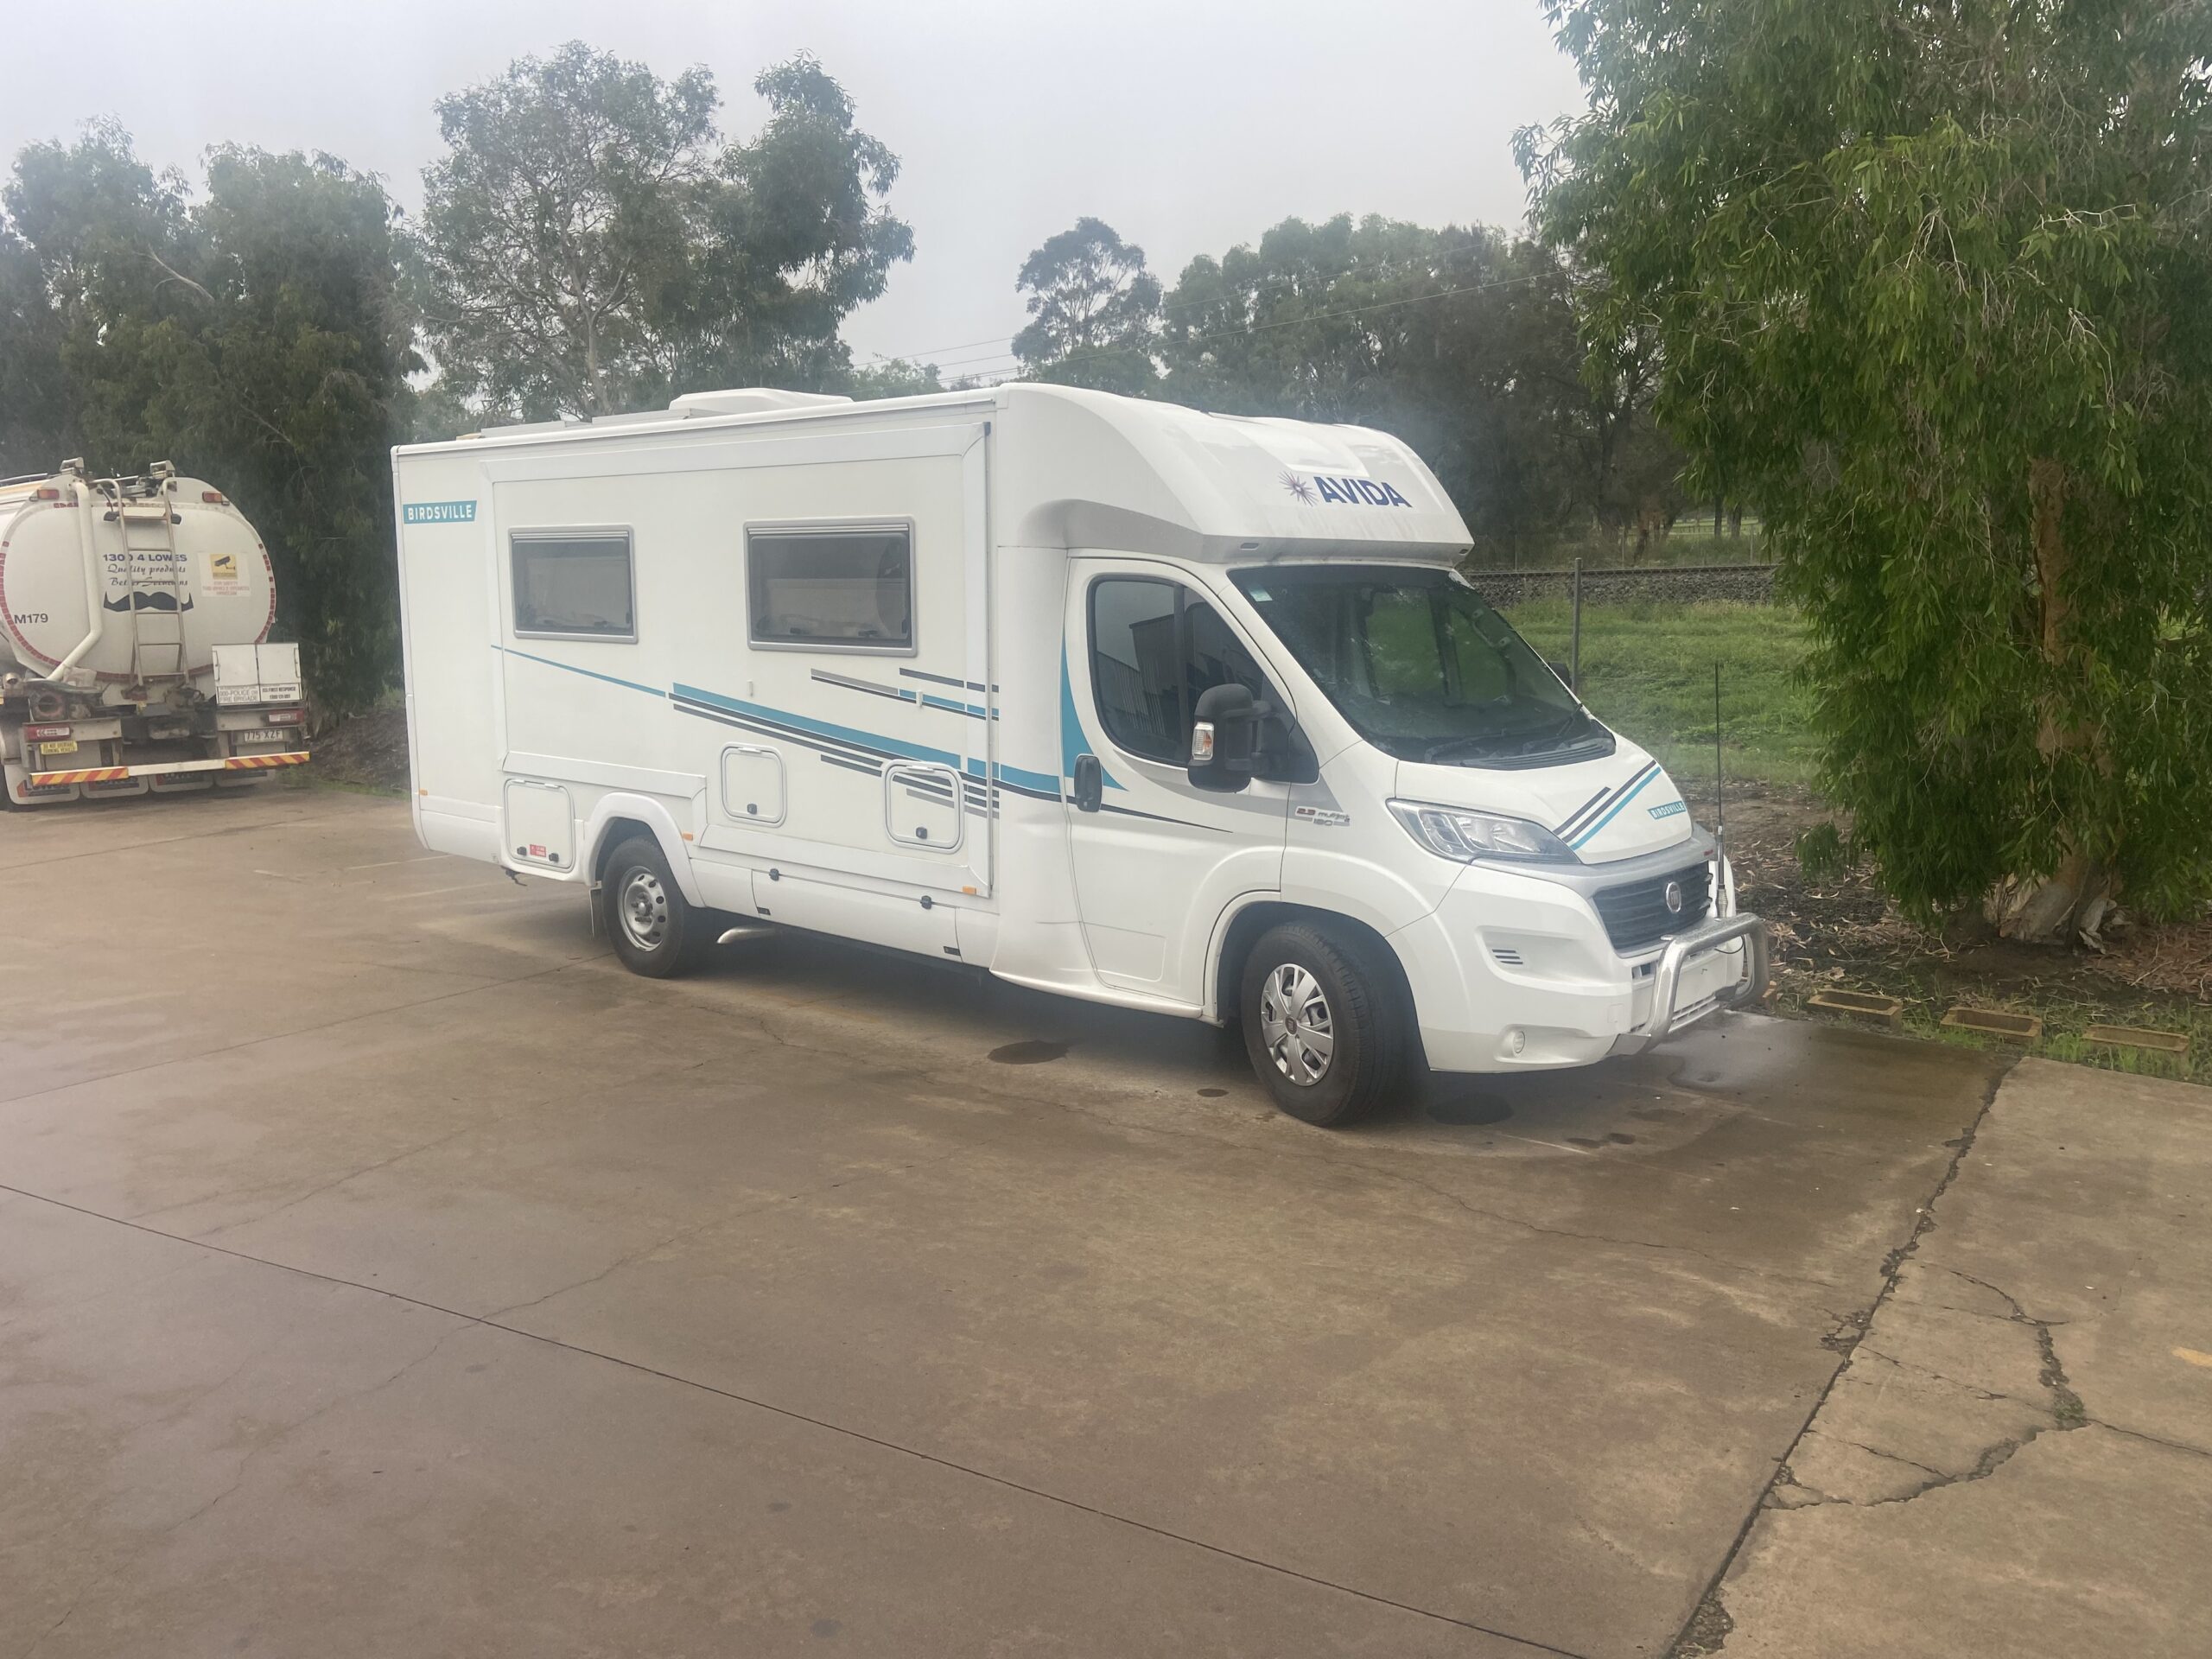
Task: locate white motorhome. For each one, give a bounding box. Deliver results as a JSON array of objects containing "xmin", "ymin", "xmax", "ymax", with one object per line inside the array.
[{"xmin": 393, "ymin": 385, "xmax": 1765, "ymax": 1124}]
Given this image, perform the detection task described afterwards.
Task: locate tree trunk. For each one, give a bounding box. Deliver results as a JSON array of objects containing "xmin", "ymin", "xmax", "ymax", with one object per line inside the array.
[{"xmin": 1990, "ymin": 458, "xmax": 2116, "ymax": 945}]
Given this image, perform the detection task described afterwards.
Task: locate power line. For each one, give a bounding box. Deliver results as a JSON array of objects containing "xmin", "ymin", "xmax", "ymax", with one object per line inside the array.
[{"xmin": 930, "ymin": 270, "xmax": 1551, "ymax": 387}]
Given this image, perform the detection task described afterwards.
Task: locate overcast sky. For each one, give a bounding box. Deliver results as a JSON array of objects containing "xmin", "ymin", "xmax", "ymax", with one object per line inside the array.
[{"xmin": 1, "ymin": 0, "xmax": 1587, "ymax": 382}]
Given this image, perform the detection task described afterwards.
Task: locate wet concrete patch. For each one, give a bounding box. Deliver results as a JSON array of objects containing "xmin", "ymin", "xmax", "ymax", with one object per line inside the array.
[
  {"xmin": 1424, "ymin": 1091, "xmax": 1515, "ymax": 1127},
  {"xmin": 988, "ymin": 1039, "xmax": 1070, "ymax": 1065}
]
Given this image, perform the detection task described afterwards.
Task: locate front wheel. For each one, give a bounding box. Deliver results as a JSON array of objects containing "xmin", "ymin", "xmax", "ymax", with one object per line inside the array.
[
  {"xmin": 600, "ymin": 835, "xmax": 709, "ymax": 978},
  {"xmin": 1239, "ymin": 922, "xmax": 1408, "ymax": 1126}
]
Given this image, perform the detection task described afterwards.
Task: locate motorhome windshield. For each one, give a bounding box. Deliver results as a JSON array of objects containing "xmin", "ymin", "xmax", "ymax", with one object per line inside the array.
[{"xmin": 1231, "ymin": 565, "xmax": 1611, "ymax": 766}]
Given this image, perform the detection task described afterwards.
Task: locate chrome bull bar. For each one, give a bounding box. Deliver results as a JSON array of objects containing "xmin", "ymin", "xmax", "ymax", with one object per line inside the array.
[{"xmin": 1611, "ymin": 912, "xmax": 1770, "ymax": 1055}]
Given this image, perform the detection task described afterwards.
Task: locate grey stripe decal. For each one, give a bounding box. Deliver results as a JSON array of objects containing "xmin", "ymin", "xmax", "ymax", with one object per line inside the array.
[
  {"xmin": 1559, "ymin": 764, "xmax": 1657, "ymax": 839},
  {"xmin": 899, "ymin": 667, "xmax": 997, "ymax": 694},
  {"xmin": 1556, "ymin": 785, "xmax": 1611, "ymax": 838},
  {"xmin": 810, "ymin": 668, "xmax": 915, "ymax": 703}
]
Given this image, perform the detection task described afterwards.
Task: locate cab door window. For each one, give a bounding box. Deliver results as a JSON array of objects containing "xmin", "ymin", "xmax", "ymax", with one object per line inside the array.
[
  {"xmin": 1089, "ymin": 578, "xmax": 1185, "ymax": 761},
  {"xmin": 1088, "ymin": 576, "xmax": 1308, "ymax": 779}
]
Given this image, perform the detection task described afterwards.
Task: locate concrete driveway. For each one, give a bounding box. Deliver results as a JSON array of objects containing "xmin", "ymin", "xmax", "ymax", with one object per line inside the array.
[{"xmin": 1, "ymin": 789, "xmax": 2203, "ymax": 1657}]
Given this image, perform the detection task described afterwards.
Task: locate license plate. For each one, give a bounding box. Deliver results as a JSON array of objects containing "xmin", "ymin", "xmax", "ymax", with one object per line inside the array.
[
  {"xmin": 39, "ymin": 740, "xmax": 78, "ymax": 756},
  {"xmin": 232, "ymin": 729, "xmax": 286, "ymax": 744}
]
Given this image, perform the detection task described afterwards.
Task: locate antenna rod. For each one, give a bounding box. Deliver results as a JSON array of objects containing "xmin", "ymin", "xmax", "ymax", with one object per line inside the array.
[{"xmin": 1713, "ymin": 660, "xmax": 1726, "ymax": 849}]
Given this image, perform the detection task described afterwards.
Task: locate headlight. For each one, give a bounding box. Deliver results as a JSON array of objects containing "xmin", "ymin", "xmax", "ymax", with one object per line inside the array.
[{"xmin": 1387, "ymin": 799, "xmax": 1579, "ymax": 864}]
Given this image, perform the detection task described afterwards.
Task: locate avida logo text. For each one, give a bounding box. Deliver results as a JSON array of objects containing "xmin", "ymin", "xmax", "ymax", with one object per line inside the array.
[{"xmin": 1281, "ymin": 470, "xmax": 1413, "ymax": 507}]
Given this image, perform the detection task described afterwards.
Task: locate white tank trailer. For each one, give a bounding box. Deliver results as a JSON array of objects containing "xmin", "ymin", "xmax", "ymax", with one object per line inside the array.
[{"xmin": 0, "ymin": 461, "xmax": 309, "ymax": 805}]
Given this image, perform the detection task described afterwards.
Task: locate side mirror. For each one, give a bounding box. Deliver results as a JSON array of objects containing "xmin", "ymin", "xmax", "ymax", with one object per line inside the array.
[{"xmin": 1189, "ymin": 683, "xmax": 1265, "ymax": 792}]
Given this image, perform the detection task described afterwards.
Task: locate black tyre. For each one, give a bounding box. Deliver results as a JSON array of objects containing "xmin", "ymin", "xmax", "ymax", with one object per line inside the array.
[
  {"xmin": 1239, "ymin": 921, "xmax": 1408, "ymax": 1127},
  {"xmin": 600, "ymin": 835, "xmax": 709, "ymax": 978}
]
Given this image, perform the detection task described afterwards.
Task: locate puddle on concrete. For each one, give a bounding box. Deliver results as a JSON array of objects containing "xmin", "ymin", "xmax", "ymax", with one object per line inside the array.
[
  {"xmin": 1197, "ymin": 1087, "xmax": 1229, "ymax": 1098},
  {"xmin": 988, "ymin": 1039, "xmax": 1070, "ymax": 1065},
  {"xmin": 1425, "ymin": 1092, "xmax": 1515, "ymax": 1127}
]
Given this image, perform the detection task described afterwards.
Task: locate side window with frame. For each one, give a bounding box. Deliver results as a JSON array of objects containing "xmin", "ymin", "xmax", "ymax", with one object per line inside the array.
[
  {"xmin": 748, "ymin": 526, "xmax": 912, "ymax": 650},
  {"xmin": 512, "ymin": 531, "xmax": 635, "ymax": 641}
]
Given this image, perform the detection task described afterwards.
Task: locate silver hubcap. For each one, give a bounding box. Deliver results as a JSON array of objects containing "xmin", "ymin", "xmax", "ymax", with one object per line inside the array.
[
  {"xmin": 618, "ymin": 868, "xmax": 671, "ymax": 951},
  {"xmin": 1259, "ymin": 963, "xmax": 1334, "ymax": 1087}
]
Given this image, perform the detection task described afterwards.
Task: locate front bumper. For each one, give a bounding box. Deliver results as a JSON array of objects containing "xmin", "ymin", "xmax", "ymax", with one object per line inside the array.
[
  {"xmin": 1389, "ymin": 850, "xmax": 1770, "ymax": 1073},
  {"xmin": 1605, "ymin": 912, "xmax": 1770, "ymax": 1056}
]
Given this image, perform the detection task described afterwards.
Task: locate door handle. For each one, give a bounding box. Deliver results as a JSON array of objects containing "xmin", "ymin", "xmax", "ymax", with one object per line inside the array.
[{"xmin": 1071, "ymin": 753, "xmax": 1103, "ymax": 813}]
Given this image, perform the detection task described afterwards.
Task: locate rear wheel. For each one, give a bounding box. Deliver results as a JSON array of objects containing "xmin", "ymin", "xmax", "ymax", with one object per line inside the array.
[
  {"xmin": 1239, "ymin": 921, "xmax": 1408, "ymax": 1127},
  {"xmin": 601, "ymin": 835, "xmax": 709, "ymax": 978}
]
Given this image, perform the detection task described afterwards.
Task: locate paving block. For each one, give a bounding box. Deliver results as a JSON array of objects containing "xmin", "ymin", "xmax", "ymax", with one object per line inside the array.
[
  {"xmin": 1941, "ymin": 1006, "xmax": 2044, "ymax": 1043},
  {"xmin": 2082, "ymin": 1023, "xmax": 2190, "ymax": 1056},
  {"xmin": 1807, "ymin": 989, "xmax": 1905, "ymax": 1029}
]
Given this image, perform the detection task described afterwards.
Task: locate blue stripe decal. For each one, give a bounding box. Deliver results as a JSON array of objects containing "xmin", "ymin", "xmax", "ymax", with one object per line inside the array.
[
  {"xmin": 677, "ymin": 681, "xmax": 963, "ymax": 769},
  {"xmin": 502, "ymin": 647, "xmax": 1058, "ymax": 801},
  {"xmin": 920, "ymin": 693, "xmax": 993, "ymax": 718},
  {"xmin": 499, "ymin": 645, "xmax": 667, "ymax": 701},
  {"xmin": 677, "ymin": 679, "xmax": 1062, "ymax": 798},
  {"xmin": 1058, "ymin": 647, "xmax": 1122, "ymax": 791},
  {"xmin": 986, "ymin": 758, "xmax": 1062, "ymax": 794},
  {"xmin": 1570, "ymin": 766, "xmax": 1662, "ymax": 849}
]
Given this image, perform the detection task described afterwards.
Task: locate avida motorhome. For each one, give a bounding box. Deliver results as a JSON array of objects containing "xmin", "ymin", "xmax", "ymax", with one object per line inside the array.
[{"xmin": 393, "ymin": 385, "xmax": 1766, "ymax": 1124}]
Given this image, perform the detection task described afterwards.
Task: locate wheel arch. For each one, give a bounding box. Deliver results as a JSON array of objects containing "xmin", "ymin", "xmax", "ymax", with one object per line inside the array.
[
  {"xmin": 582, "ymin": 794, "xmax": 704, "ymax": 907},
  {"xmin": 1206, "ymin": 898, "xmax": 1425, "ymax": 1061}
]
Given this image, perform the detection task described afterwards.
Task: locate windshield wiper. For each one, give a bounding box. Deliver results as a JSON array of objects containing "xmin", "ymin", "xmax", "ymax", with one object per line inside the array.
[
  {"xmin": 1512, "ymin": 709, "xmax": 1592, "ymax": 753},
  {"xmin": 1421, "ymin": 734, "xmax": 1505, "ymax": 763},
  {"xmin": 1421, "ymin": 711, "xmax": 1593, "ymax": 766}
]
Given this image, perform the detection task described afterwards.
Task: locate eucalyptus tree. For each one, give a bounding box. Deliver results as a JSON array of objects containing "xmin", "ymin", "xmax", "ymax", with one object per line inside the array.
[
  {"xmin": 2, "ymin": 129, "xmax": 416, "ymax": 709},
  {"xmin": 419, "ymin": 44, "xmax": 911, "ymax": 420},
  {"xmin": 1526, "ymin": 0, "xmax": 2212, "ymax": 939},
  {"xmin": 1011, "ymin": 217, "xmax": 1162, "ymax": 393}
]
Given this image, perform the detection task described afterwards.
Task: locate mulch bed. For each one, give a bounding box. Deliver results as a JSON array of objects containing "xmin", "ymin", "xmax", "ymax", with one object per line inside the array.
[
  {"xmin": 306, "ymin": 706, "xmax": 410, "ymax": 793},
  {"xmin": 1719, "ymin": 779, "xmax": 2212, "ymax": 1029}
]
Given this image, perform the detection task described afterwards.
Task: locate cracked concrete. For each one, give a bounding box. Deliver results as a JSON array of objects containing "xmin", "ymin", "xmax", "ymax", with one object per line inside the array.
[
  {"xmin": 3, "ymin": 792, "xmax": 2204, "ymax": 1657},
  {"xmin": 1678, "ymin": 1062, "xmax": 2212, "ymax": 1658}
]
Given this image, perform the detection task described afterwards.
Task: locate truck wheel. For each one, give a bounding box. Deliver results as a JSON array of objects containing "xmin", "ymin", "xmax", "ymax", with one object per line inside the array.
[
  {"xmin": 1239, "ymin": 922, "xmax": 1407, "ymax": 1127},
  {"xmin": 601, "ymin": 835, "xmax": 709, "ymax": 978}
]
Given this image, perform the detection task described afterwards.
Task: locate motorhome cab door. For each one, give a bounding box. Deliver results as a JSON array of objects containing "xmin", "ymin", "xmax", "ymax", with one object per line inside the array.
[{"xmin": 1061, "ymin": 560, "xmax": 1294, "ymax": 1001}]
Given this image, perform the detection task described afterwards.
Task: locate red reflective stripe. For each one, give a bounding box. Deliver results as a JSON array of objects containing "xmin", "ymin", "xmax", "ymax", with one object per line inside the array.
[{"xmin": 221, "ymin": 751, "xmax": 308, "ymax": 771}]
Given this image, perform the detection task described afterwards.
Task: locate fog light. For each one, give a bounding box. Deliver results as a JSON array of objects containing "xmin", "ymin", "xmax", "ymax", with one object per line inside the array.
[{"xmin": 1505, "ymin": 1027, "xmax": 1526, "ymax": 1057}]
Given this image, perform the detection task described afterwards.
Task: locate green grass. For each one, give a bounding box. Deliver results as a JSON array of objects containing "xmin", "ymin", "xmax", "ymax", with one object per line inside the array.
[{"xmin": 1503, "ymin": 598, "xmax": 1819, "ymax": 788}]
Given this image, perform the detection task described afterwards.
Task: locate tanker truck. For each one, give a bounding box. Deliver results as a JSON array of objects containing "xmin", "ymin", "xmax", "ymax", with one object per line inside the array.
[{"xmin": 1, "ymin": 459, "xmax": 308, "ymax": 806}]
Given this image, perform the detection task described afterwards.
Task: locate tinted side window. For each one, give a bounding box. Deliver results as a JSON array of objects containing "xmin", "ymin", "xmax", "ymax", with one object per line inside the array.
[
  {"xmin": 749, "ymin": 527, "xmax": 912, "ymax": 649},
  {"xmin": 512, "ymin": 532, "xmax": 635, "ymax": 640},
  {"xmin": 1187, "ymin": 598, "xmax": 1271, "ymax": 711},
  {"xmin": 1090, "ymin": 578, "xmax": 1306, "ymax": 778},
  {"xmin": 1090, "ymin": 577, "xmax": 1184, "ymax": 760}
]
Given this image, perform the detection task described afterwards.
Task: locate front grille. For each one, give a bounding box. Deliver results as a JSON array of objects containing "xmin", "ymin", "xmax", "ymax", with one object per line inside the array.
[{"xmin": 1592, "ymin": 862, "xmax": 1711, "ymax": 954}]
